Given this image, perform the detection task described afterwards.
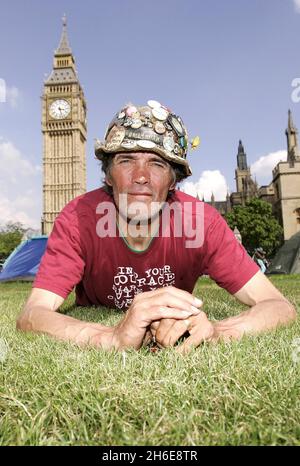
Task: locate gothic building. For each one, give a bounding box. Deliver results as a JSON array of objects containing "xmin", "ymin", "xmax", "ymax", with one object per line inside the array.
[
  {"xmin": 231, "ymin": 140, "xmax": 258, "ymax": 206},
  {"xmin": 207, "ymin": 139, "xmax": 258, "ymax": 215},
  {"xmin": 210, "ymin": 111, "xmax": 300, "ymax": 241},
  {"xmin": 41, "ymin": 16, "xmax": 87, "ymax": 235},
  {"xmin": 260, "ymin": 110, "xmax": 300, "ymax": 240}
]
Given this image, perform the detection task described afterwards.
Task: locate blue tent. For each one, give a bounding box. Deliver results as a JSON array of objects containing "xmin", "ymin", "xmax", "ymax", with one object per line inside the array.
[{"xmin": 0, "ymin": 236, "xmax": 48, "ymax": 282}]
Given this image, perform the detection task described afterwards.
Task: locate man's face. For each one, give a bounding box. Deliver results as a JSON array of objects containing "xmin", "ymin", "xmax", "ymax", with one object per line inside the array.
[{"xmin": 106, "ymin": 151, "xmax": 176, "ymax": 221}]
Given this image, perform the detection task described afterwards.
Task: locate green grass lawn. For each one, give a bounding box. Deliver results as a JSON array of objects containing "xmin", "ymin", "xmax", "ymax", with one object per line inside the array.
[{"xmin": 0, "ymin": 276, "xmax": 299, "ymax": 446}]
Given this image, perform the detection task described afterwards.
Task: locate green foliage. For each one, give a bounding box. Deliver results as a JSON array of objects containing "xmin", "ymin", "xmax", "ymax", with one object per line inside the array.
[
  {"xmin": 224, "ymin": 198, "xmax": 283, "ymax": 256},
  {"xmin": 0, "ymin": 222, "xmax": 25, "ymax": 261},
  {"xmin": 0, "ymin": 277, "xmax": 299, "ymax": 445}
]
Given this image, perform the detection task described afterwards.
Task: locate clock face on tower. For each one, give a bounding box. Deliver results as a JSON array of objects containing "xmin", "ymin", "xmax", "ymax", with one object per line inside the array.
[{"xmin": 49, "ymin": 99, "xmax": 71, "ymax": 119}]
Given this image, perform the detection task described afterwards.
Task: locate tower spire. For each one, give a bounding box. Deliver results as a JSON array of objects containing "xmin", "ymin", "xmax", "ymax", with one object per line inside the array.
[
  {"xmin": 288, "ymin": 109, "xmax": 295, "ymax": 131},
  {"xmin": 56, "ymin": 14, "xmax": 72, "ymax": 56},
  {"xmin": 286, "ymin": 109, "xmax": 300, "ymax": 163},
  {"xmin": 45, "ymin": 16, "xmax": 77, "ymax": 84},
  {"xmin": 237, "ymin": 139, "xmax": 248, "ymax": 170}
]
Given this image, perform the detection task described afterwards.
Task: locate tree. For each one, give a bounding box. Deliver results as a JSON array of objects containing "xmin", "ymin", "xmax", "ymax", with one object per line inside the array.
[
  {"xmin": 224, "ymin": 198, "xmax": 283, "ymax": 256},
  {"xmin": 0, "ymin": 222, "xmax": 25, "ymax": 261}
]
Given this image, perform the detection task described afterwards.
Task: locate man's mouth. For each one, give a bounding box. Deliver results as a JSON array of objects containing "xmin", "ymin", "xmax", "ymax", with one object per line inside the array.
[{"xmin": 127, "ymin": 192, "xmax": 152, "ymax": 197}]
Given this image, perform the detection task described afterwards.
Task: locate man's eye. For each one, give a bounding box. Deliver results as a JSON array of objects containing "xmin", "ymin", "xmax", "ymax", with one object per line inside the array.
[
  {"xmin": 151, "ymin": 161, "xmax": 166, "ymax": 168},
  {"xmin": 118, "ymin": 158, "xmax": 132, "ymax": 164}
]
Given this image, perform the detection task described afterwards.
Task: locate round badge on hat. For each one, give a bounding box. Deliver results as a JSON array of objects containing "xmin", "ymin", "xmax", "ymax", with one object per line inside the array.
[
  {"xmin": 121, "ymin": 139, "xmax": 137, "ymax": 149},
  {"xmin": 152, "ymin": 107, "xmax": 169, "ymax": 121},
  {"xmin": 124, "ymin": 118, "xmax": 133, "ymax": 127},
  {"xmin": 126, "ymin": 105, "xmax": 137, "ymax": 117},
  {"xmin": 137, "ymin": 140, "xmax": 156, "ymax": 149},
  {"xmin": 154, "ymin": 121, "xmax": 166, "ymax": 134},
  {"xmin": 106, "ymin": 126, "xmax": 126, "ymax": 150},
  {"xmin": 147, "ymin": 100, "xmax": 161, "ymax": 109},
  {"xmin": 132, "ymin": 111, "xmax": 141, "ymax": 119},
  {"xmin": 163, "ymin": 136, "xmax": 175, "ymax": 152},
  {"xmin": 131, "ymin": 119, "xmax": 142, "ymax": 129}
]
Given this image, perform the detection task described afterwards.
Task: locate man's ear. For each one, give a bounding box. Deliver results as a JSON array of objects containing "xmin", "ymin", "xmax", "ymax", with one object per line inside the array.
[
  {"xmin": 105, "ymin": 174, "xmax": 112, "ymax": 187},
  {"xmin": 169, "ymin": 179, "xmax": 176, "ymax": 192}
]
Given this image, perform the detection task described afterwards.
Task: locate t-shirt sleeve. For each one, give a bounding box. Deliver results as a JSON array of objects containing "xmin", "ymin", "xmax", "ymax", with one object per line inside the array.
[
  {"xmin": 201, "ymin": 211, "xmax": 260, "ymax": 294},
  {"xmin": 33, "ymin": 206, "xmax": 85, "ymax": 299}
]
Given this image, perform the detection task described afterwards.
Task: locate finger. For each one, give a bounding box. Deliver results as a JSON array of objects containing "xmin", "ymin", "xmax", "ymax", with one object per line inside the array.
[
  {"xmin": 176, "ymin": 333, "xmax": 201, "ymax": 354},
  {"xmin": 176, "ymin": 320, "xmax": 215, "ymax": 354},
  {"xmin": 150, "ymin": 320, "xmax": 160, "ymax": 333},
  {"xmin": 155, "ymin": 318, "xmax": 175, "ymax": 337},
  {"xmin": 138, "ymin": 286, "xmax": 203, "ymax": 309},
  {"xmin": 156, "ymin": 319, "xmax": 191, "ymax": 347},
  {"xmin": 142, "ymin": 330, "xmax": 152, "ymax": 347},
  {"xmin": 142, "ymin": 294, "xmax": 202, "ymax": 316},
  {"xmin": 155, "ymin": 319, "xmax": 177, "ymax": 347},
  {"xmin": 143, "ymin": 306, "xmax": 197, "ymax": 324}
]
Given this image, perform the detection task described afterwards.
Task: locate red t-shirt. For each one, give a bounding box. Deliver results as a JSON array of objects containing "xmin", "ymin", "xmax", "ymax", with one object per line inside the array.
[{"xmin": 33, "ymin": 188, "xmax": 259, "ymax": 309}]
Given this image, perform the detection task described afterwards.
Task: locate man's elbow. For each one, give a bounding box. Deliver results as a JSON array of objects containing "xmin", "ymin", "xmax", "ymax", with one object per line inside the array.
[
  {"xmin": 16, "ymin": 308, "xmax": 32, "ymax": 332},
  {"xmin": 286, "ymin": 301, "xmax": 297, "ymax": 322}
]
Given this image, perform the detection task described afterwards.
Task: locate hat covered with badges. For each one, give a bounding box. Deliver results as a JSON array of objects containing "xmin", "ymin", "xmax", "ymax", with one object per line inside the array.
[{"xmin": 95, "ymin": 100, "xmax": 200, "ymax": 177}]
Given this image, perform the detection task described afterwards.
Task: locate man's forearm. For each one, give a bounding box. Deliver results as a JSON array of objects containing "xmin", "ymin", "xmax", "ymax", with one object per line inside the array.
[
  {"xmin": 213, "ymin": 299, "xmax": 296, "ymax": 339},
  {"xmin": 16, "ymin": 306, "xmax": 114, "ymax": 349}
]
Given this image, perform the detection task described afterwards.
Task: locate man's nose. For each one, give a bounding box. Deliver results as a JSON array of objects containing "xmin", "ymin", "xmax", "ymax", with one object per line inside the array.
[{"xmin": 132, "ymin": 163, "xmax": 150, "ymax": 184}]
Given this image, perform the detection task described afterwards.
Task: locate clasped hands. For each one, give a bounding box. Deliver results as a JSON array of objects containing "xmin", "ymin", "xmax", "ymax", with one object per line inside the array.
[{"xmin": 112, "ymin": 286, "xmax": 243, "ymax": 353}]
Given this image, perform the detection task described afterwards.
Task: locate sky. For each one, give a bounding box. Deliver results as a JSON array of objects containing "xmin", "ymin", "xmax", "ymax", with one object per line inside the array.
[{"xmin": 1, "ymin": 0, "xmax": 300, "ymax": 229}]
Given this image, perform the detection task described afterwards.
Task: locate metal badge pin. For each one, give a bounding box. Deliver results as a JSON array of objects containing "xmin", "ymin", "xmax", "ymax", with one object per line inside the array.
[
  {"xmin": 126, "ymin": 105, "xmax": 137, "ymax": 117},
  {"xmin": 106, "ymin": 126, "xmax": 125, "ymax": 150},
  {"xmin": 165, "ymin": 121, "xmax": 173, "ymax": 131},
  {"xmin": 173, "ymin": 144, "xmax": 180, "ymax": 155},
  {"xmin": 137, "ymin": 140, "xmax": 156, "ymax": 149},
  {"xmin": 131, "ymin": 119, "xmax": 143, "ymax": 129},
  {"xmin": 163, "ymin": 136, "xmax": 175, "ymax": 152},
  {"xmin": 180, "ymin": 136, "xmax": 188, "ymax": 149},
  {"xmin": 121, "ymin": 139, "xmax": 137, "ymax": 149},
  {"xmin": 152, "ymin": 107, "xmax": 169, "ymax": 121},
  {"xmin": 147, "ymin": 100, "xmax": 161, "ymax": 109},
  {"xmin": 168, "ymin": 114, "xmax": 184, "ymax": 136},
  {"xmin": 124, "ymin": 118, "xmax": 133, "ymax": 127},
  {"xmin": 154, "ymin": 121, "xmax": 166, "ymax": 134}
]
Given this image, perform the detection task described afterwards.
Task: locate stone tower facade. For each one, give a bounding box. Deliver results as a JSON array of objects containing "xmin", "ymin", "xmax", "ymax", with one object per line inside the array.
[
  {"xmin": 231, "ymin": 140, "xmax": 258, "ymax": 207},
  {"xmin": 199, "ymin": 113, "xmax": 299, "ymax": 242},
  {"xmin": 41, "ymin": 16, "xmax": 87, "ymax": 235},
  {"xmin": 272, "ymin": 110, "xmax": 300, "ymax": 240}
]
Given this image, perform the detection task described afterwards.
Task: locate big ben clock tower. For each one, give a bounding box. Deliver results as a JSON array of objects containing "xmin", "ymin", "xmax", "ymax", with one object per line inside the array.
[{"xmin": 41, "ymin": 15, "xmax": 87, "ymax": 235}]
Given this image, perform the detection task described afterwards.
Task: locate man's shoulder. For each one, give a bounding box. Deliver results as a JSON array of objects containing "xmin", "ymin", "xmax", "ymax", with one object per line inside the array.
[
  {"xmin": 61, "ymin": 187, "xmax": 113, "ymax": 218},
  {"xmin": 173, "ymin": 190, "xmax": 220, "ymax": 220}
]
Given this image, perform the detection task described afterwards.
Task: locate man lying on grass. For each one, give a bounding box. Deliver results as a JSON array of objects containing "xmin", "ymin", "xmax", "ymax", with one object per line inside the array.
[{"xmin": 17, "ymin": 101, "xmax": 296, "ymax": 353}]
